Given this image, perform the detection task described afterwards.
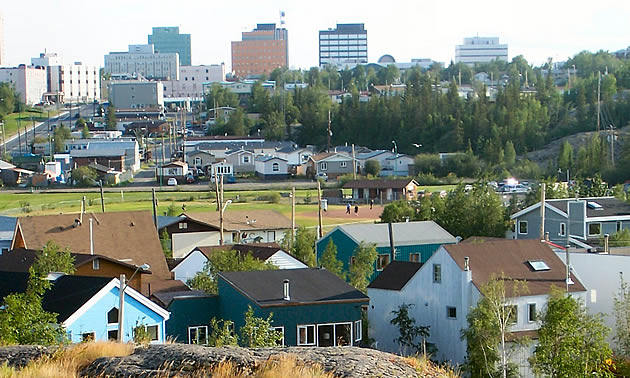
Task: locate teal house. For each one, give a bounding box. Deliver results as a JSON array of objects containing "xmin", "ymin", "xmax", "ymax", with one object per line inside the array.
[
  {"xmin": 152, "ymin": 291, "xmax": 218, "ymax": 345},
  {"xmin": 316, "ymin": 221, "xmax": 456, "ymax": 281}
]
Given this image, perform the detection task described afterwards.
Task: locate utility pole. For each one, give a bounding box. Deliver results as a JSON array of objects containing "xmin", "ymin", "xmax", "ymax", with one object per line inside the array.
[
  {"xmin": 610, "ymin": 124, "xmax": 616, "ymax": 167},
  {"xmin": 539, "ymin": 183, "xmax": 546, "ymax": 241},
  {"xmin": 17, "ymin": 103, "xmax": 22, "ymax": 154},
  {"xmin": 290, "ymin": 186, "xmax": 295, "ymax": 251},
  {"xmin": 317, "ymin": 180, "xmax": 323, "ymax": 239},
  {"xmin": 99, "ymin": 180, "xmax": 105, "ymax": 213},
  {"xmin": 219, "ymin": 174, "xmax": 224, "ymax": 245},
  {"xmin": 152, "ymin": 188, "xmax": 158, "ymax": 229},
  {"xmin": 214, "ymin": 166, "xmax": 220, "ymax": 211},
  {"xmin": 160, "ymin": 133, "xmax": 165, "ymax": 190},
  {"xmin": 597, "ymin": 71, "xmax": 601, "ymax": 132},
  {"xmin": 117, "ymin": 274, "xmax": 126, "ymax": 343},
  {"xmin": 352, "ymin": 144, "xmax": 356, "ymax": 180},
  {"xmin": 327, "ymin": 110, "xmax": 331, "ymax": 153}
]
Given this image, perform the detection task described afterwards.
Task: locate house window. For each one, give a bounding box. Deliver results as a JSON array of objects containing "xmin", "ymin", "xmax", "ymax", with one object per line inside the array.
[
  {"xmin": 376, "ymin": 254, "xmax": 390, "ymax": 271},
  {"xmin": 518, "ymin": 221, "xmax": 528, "ymax": 234},
  {"xmin": 243, "ymin": 156, "xmax": 250, "ymax": 163},
  {"xmin": 320, "ymin": 162, "xmax": 328, "ymax": 171},
  {"xmin": 560, "ymin": 223, "xmax": 566, "ymax": 237},
  {"xmin": 193, "ymin": 157, "xmax": 202, "ymax": 166},
  {"xmin": 588, "ymin": 223, "xmax": 602, "ymax": 236},
  {"xmin": 617, "ymin": 221, "xmax": 623, "ymax": 232},
  {"xmin": 107, "ymin": 330, "xmax": 118, "ymax": 341},
  {"xmin": 447, "ymin": 306, "xmax": 457, "ymax": 319},
  {"xmin": 146, "ymin": 325, "xmax": 159, "ymax": 341},
  {"xmin": 354, "ymin": 320, "xmax": 362, "ymax": 342},
  {"xmin": 409, "ymin": 253, "xmax": 420, "ymax": 262},
  {"xmin": 81, "ymin": 332, "xmax": 95, "ymax": 342},
  {"xmin": 188, "ymin": 326, "xmax": 208, "ymax": 345},
  {"xmin": 297, "ymin": 325, "xmax": 316, "ymax": 346},
  {"xmin": 317, "ymin": 323, "xmax": 351, "ymax": 347},
  {"xmin": 528, "ymin": 303, "xmax": 537, "ymax": 323},
  {"xmin": 349, "ymin": 256, "xmax": 356, "ymax": 266},
  {"xmin": 92, "ymin": 259, "xmax": 100, "ymax": 270},
  {"xmin": 107, "ymin": 308, "xmax": 119, "ymax": 325},
  {"xmin": 433, "ymin": 264, "xmax": 441, "ymax": 283},
  {"xmin": 505, "ymin": 305, "xmax": 518, "ymax": 324},
  {"xmin": 272, "ymin": 326, "xmax": 284, "ymax": 346},
  {"xmin": 179, "ymin": 222, "xmax": 188, "ymax": 230},
  {"xmin": 272, "ymin": 162, "xmax": 279, "ymax": 172},
  {"xmin": 340, "ymin": 161, "xmax": 347, "ymax": 168}
]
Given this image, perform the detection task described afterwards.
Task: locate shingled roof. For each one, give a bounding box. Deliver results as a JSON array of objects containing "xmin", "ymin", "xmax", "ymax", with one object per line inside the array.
[
  {"xmin": 193, "ymin": 243, "xmax": 284, "ymax": 262},
  {"xmin": 368, "ymin": 261, "xmax": 424, "ymax": 291}
]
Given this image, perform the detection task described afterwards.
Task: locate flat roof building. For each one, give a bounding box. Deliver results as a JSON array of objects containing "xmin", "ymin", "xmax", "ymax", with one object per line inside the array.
[
  {"xmin": 162, "ymin": 64, "xmax": 226, "ymax": 98},
  {"xmin": 231, "ymin": 23, "xmax": 288, "ymax": 78},
  {"xmin": 104, "ymin": 44, "xmax": 179, "ymax": 80},
  {"xmin": 148, "ymin": 27, "xmax": 191, "ymax": 66},
  {"xmin": 31, "ymin": 53, "xmax": 100, "ymax": 103},
  {"xmin": 455, "ymin": 36, "xmax": 508, "ymax": 66},
  {"xmin": 0, "ymin": 65, "xmax": 47, "ymax": 105},
  {"xmin": 319, "ymin": 23, "xmax": 367, "ymax": 67},
  {"xmin": 109, "ymin": 81, "xmax": 164, "ymax": 111}
]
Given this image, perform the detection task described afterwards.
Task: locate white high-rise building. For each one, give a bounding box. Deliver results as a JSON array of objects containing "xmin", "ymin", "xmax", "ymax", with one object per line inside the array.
[
  {"xmin": 455, "ymin": 37, "xmax": 508, "ymax": 66},
  {"xmin": 319, "ymin": 23, "xmax": 367, "ymax": 67},
  {"xmin": 31, "ymin": 52, "xmax": 100, "ymax": 103},
  {"xmin": 104, "ymin": 44, "xmax": 179, "ymax": 80},
  {"xmin": 162, "ymin": 64, "xmax": 226, "ymax": 98},
  {"xmin": 0, "ymin": 65, "xmax": 47, "ymax": 105}
]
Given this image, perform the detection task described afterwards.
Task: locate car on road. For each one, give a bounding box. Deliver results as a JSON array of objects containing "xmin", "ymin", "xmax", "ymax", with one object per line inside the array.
[
  {"xmin": 314, "ymin": 172, "xmax": 328, "ymax": 182},
  {"xmin": 167, "ymin": 178, "xmax": 178, "ymax": 186}
]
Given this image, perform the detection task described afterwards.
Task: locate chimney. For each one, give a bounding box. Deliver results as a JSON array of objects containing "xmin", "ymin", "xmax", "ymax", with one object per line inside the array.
[
  {"xmin": 545, "ymin": 232, "xmax": 549, "ymax": 242},
  {"xmin": 604, "ymin": 234, "xmax": 610, "ymax": 254},
  {"xmin": 464, "ymin": 257, "xmax": 470, "ymax": 271},
  {"xmin": 283, "ymin": 279, "xmax": 290, "ymax": 301}
]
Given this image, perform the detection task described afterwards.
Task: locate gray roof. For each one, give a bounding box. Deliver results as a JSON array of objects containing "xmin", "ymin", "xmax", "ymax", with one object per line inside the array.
[
  {"xmin": 157, "ymin": 215, "xmax": 183, "ymax": 229},
  {"xmin": 151, "ymin": 289, "xmax": 211, "ymax": 308},
  {"xmin": 0, "ymin": 216, "xmax": 16, "ymax": 241},
  {"xmin": 333, "ymin": 221, "xmax": 456, "ymax": 247},
  {"xmin": 193, "ymin": 141, "xmax": 295, "ymax": 153},
  {"xmin": 368, "ymin": 261, "xmax": 423, "ymax": 290},
  {"xmin": 70, "ymin": 141, "xmax": 136, "ymax": 157},
  {"xmin": 513, "ymin": 197, "xmax": 630, "ymax": 219},
  {"xmin": 255, "ymin": 155, "xmax": 287, "ymax": 162}
]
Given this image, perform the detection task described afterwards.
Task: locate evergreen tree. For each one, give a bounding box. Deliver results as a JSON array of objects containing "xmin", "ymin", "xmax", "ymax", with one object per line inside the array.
[
  {"xmin": 319, "ymin": 239, "xmax": 344, "ymax": 279},
  {"xmin": 348, "ymin": 242, "xmax": 378, "ymax": 293}
]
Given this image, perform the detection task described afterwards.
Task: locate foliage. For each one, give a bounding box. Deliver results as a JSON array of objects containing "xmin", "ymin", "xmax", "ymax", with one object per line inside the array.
[
  {"xmin": 364, "ymin": 159, "xmax": 381, "ymax": 176},
  {"xmin": 462, "ymin": 274, "xmax": 527, "ymax": 378},
  {"xmin": 166, "ymin": 202, "xmax": 179, "ymax": 217},
  {"xmin": 380, "ymin": 200, "xmax": 415, "ymax": 223},
  {"xmin": 608, "ymin": 229, "xmax": 630, "ymax": 248},
  {"xmin": 0, "ymin": 83, "xmax": 16, "ymax": 117},
  {"xmin": 187, "ymin": 249, "xmax": 277, "ymax": 294},
  {"xmin": 613, "ymin": 274, "xmax": 630, "ymax": 356},
  {"xmin": 348, "ymin": 242, "xmax": 377, "ymax": 293},
  {"xmin": 240, "ymin": 306, "xmax": 283, "ymax": 347},
  {"xmin": 319, "ymin": 239, "xmax": 344, "ymax": 279},
  {"xmin": 159, "ymin": 229, "xmax": 172, "ymax": 258},
  {"xmin": 132, "ymin": 320, "xmax": 152, "ymax": 345},
  {"xmin": 223, "ymin": 108, "xmax": 251, "ymax": 136},
  {"xmin": 72, "ymin": 166, "xmax": 97, "ymax": 187},
  {"xmin": 81, "ymin": 124, "xmax": 91, "ymax": 139},
  {"xmin": 208, "ymin": 318, "xmax": 238, "ymax": 347},
  {"xmin": 204, "ymin": 82, "xmax": 239, "ymax": 109},
  {"xmin": 105, "ymin": 105, "xmax": 117, "ymax": 131},
  {"xmin": 53, "ymin": 123, "xmax": 71, "ymax": 153},
  {"xmin": 28, "ymin": 241, "xmax": 76, "ymax": 295},
  {"xmin": 290, "ymin": 226, "xmax": 316, "ymax": 267},
  {"xmin": 390, "ymin": 303, "xmax": 433, "ymax": 356},
  {"xmin": 531, "ymin": 287, "xmax": 612, "ymax": 377}
]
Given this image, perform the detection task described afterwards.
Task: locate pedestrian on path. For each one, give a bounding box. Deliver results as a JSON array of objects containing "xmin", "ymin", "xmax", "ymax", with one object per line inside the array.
[
  {"xmin": 346, "ymin": 202, "xmax": 351, "ymax": 214},
  {"xmin": 354, "ymin": 205, "xmax": 359, "ymax": 216},
  {"xmin": 370, "ymin": 199, "xmax": 374, "ymax": 210}
]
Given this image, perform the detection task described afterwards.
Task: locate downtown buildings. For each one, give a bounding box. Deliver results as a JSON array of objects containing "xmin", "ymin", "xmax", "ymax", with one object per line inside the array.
[
  {"xmin": 31, "ymin": 52, "xmax": 100, "ymax": 103},
  {"xmin": 231, "ymin": 23, "xmax": 288, "ymax": 78},
  {"xmin": 455, "ymin": 36, "xmax": 508, "ymax": 65},
  {"xmin": 148, "ymin": 27, "xmax": 192, "ymax": 66},
  {"xmin": 319, "ymin": 23, "xmax": 368, "ymax": 67},
  {"xmin": 104, "ymin": 44, "xmax": 179, "ymax": 80}
]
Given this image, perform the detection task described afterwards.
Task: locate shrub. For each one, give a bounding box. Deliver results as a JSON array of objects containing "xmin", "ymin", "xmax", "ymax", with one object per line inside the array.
[{"xmin": 416, "ymin": 173, "xmax": 441, "ymax": 185}]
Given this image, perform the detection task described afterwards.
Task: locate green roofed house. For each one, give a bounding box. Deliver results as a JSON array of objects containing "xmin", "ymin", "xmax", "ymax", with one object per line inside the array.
[{"xmin": 316, "ymin": 221, "xmax": 457, "ymax": 281}]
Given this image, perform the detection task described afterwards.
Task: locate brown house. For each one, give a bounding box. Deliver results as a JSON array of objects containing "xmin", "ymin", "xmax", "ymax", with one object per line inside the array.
[
  {"xmin": 0, "ymin": 248, "xmax": 151, "ymax": 292},
  {"xmin": 11, "ymin": 211, "xmax": 171, "ymax": 295},
  {"xmin": 344, "ymin": 178, "xmax": 418, "ymax": 203}
]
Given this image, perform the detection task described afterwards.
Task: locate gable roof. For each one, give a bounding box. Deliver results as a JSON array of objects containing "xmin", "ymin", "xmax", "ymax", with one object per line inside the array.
[
  {"xmin": 328, "ymin": 221, "xmax": 456, "ymax": 247},
  {"xmin": 184, "ymin": 210, "xmax": 291, "ymax": 231},
  {"xmin": 163, "ymin": 160, "xmax": 187, "ymax": 168},
  {"xmin": 442, "ymin": 239, "xmax": 586, "ymax": 296},
  {"xmin": 219, "ymin": 268, "xmax": 369, "ymax": 308},
  {"xmin": 193, "ymin": 243, "xmax": 286, "ymax": 262},
  {"xmin": 309, "ymin": 152, "xmax": 351, "ymax": 162},
  {"xmin": 511, "ymin": 197, "xmax": 630, "ymax": 220},
  {"xmin": 255, "ymin": 155, "xmax": 287, "ymax": 163},
  {"xmin": 343, "ymin": 179, "xmax": 417, "ymax": 190},
  {"xmin": 157, "ymin": 215, "xmax": 184, "ymax": 229},
  {"xmin": 151, "ymin": 289, "xmax": 212, "ymax": 308},
  {"xmin": 14, "ymin": 211, "xmax": 171, "ymax": 283},
  {"xmin": 368, "ymin": 261, "xmax": 423, "ymax": 290}
]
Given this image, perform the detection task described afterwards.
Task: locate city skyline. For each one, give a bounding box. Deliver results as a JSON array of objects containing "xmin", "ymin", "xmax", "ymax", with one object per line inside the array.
[{"xmin": 2, "ymin": 0, "xmax": 630, "ymax": 71}]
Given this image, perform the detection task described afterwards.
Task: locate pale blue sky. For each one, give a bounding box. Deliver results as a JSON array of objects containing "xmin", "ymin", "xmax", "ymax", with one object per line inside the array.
[{"xmin": 3, "ymin": 0, "xmax": 630, "ymax": 70}]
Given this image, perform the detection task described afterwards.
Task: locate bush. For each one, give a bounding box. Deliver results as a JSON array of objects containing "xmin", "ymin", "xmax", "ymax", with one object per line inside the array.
[
  {"xmin": 255, "ymin": 192, "xmax": 281, "ymax": 203},
  {"xmin": 19, "ymin": 201, "xmax": 31, "ymax": 213},
  {"xmin": 414, "ymin": 154, "xmax": 442, "ymax": 174},
  {"xmin": 72, "ymin": 166, "xmax": 98, "ymax": 187},
  {"xmin": 365, "ymin": 160, "xmax": 381, "ymax": 176},
  {"xmin": 303, "ymin": 191, "xmax": 312, "ymax": 204},
  {"xmin": 416, "ymin": 173, "xmax": 441, "ymax": 185}
]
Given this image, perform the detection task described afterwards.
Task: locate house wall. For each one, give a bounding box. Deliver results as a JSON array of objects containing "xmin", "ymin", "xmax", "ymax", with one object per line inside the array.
[
  {"xmin": 514, "ymin": 204, "xmax": 567, "ymax": 244},
  {"xmin": 187, "ymin": 152, "xmax": 215, "ymax": 169},
  {"xmin": 225, "ymin": 153, "xmax": 255, "ymax": 173},
  {"xmin": 266, "ymin": 251, "xmax": 308, "ymax": 269},
  {"xmin": 218, "ymin": 278, "xmax": 366, "ymax": 346},
  {"xmin": 172, "ymin": 231, "xmax": 225, "ymax": 258},
  {"xmin": 72, "ymin": 156, "xmax": 124, "ymax": 172},
  {"xmin": 172, "ymin": 250, "xmax": 208, "ymax": 282},
  {"xmin": 166, "ymin": 296, "xmax": 219, "ymax": 343},
  {"xmin": 315, "ymin": 159, "xmax": 352, "ymax": 178},
  {"xmin": 164, "ymin": 219, "xmax": 217, "ymax": 240},
  {"xmin": 65, "ymin": 285, "xmax": 166, "ymax": 343},
  {"xmin": 74, "ymin": 259, "xmax": 143, "ymax": 292}
]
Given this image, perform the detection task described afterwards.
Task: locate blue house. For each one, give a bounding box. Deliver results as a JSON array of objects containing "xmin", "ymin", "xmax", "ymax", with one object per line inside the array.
[
  {"xmin": 0, "ymin": 216, "xmax": 16, "ymax": 255},
  {"xmin": 316, "ymin": 221, "xmax": 456, "ymax": 281},
  {"xmin": 0, "ymin": 272, "xmax": 170, "ymax": 343},
  {"xmin": 152, "ymin": 290, "xmax": 218, "ymax": 345},
  {"xmin": 218, "ymin": 269, "xmax": 369, "ymax": 347},
  {"xmin": 511, "ymin": 197, "xmax": 630, "ymax": 249}
]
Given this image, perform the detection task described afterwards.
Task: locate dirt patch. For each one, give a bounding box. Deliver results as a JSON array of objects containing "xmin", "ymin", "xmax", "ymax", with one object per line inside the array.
[{"xmin": 301, "ymin": 204, "xmax": 383, "ymax": 221}]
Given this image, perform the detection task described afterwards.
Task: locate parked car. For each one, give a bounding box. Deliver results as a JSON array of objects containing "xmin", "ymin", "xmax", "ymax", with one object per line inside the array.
[
  {"xmin": 315, "ymin": 172, "xmax": 328, "ymax": 182},
  {"xmin": 167, "ymin": 178, "xmax": 178, "ymax": 186}
]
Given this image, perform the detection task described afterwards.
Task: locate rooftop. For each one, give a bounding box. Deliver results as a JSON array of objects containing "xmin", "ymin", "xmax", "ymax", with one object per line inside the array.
[
  {"xmin": 330, "ymin": 221, "xmax": 456, "ymax": 247},
  {"xmin": 343, "ymin": 179, "xmax": 417, "ymax": 190},
  {"xmin": 184, "ymin": 210, "xmax": 291, "ymax": 232},
  {"xmin": 368, "ymin": 261, "xmax": 424, "ymax": 291}
]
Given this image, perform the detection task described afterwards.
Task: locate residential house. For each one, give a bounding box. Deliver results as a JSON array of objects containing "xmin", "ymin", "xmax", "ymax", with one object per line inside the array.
[
  {"xmin": 276, "ymin": 145, "xmax": 314, "ymax": 175},
  {"xmin": 169, "ymin": 243, "xmax": 308, "ymax": 283},
  {"xmin": 224, "ymin": 149, "xmax": 256, "ymax": 173},
  {"xmin": 0, "ymin": 216, "xmax": 16, "ymax": 254},
  {"xmin": 510, "ymin": 197, "xmax": 630, "ymax": 249},
  {"xmin": 0, "ymin": 248, "xmax": 151, "ymax": 292},
  {"xmin": 0, "ymin": 271, "xmax": 170, "ymax": 343},
  {"xmin": 157, "ymin": 160, "xmax": 188, "ymax": 183},
  {"xmin": 343, "ymin": 179, "xmax": 418, "ymax": 203},
  {"xmin": 12, "ymin": 154, "xmax": 44, "ymax": 172},
  {"xmin": 307, "ymin": 153, "xmax": 353, "ymax": 179},
  {"xmin": 11, "ymin": 211, "xmax": 172, "ymax": 295},
  {"xmin": 355, "ymin": 150, "xmax": 394, "ymax": 173},
  {"xmin": 123, "ymin": 120, "xmax": 170, "ymax": 136},
  {"xmin": 316, "ymin": 221, "xmax": 456, "ymax": 281},
  {"xmin": 255, "ymin": 156, "xmax": 289, "ymax": 180},
  {"xmin": 0, "ymin": 160, "xmax": 33, "ymax": 186},
  {"xmin": 209, "ymin": 161, "xmax": 234, "ymax": 181},
  {"xmin": 69, "ymin": 139, "xmax": 140, "ymax": 172},
  {"xmin": 185, "ymin": 150, "xmax": 215, "ymax": 172},
  {"xmin": 367, "ymin": 239, "xmax": 586, "ymax": 376},
  {"xmin": 87, "ymin": 162, "xmax": 122, "ymax": 185},
  {"xmin": 162, "ymin": 210, "xmax": 291, "ymax": 258},
  {"xmin": 152, "ymin": 290, "xmax": 218, "ymax": 344},
  {"xmin": 382, "ymin": 154, "xmax": 415, "ymax": 176},
  {"xmin": 218, "ymin": 269, "xmax": 368, "ymax": 346}
]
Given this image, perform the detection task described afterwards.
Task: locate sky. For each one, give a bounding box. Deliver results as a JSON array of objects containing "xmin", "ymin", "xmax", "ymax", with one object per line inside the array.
[{"xmin": 2, "ymin": 0, "xmax": 630, "ymax": 71}]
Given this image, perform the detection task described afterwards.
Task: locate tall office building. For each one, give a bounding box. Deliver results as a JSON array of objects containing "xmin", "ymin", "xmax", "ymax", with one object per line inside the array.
[
  {"xmin": 319, "ymin": 24, "xmax": 367, "ymax": 67},
  {"xmin": 231, "ymin": 23, "xmax": 288, "ymax": 78},
  {"xmin": 31, "ymin": 52, "xmax": 100, "ymax": 103},
  {"xmin": 0, "ymin": 65, "xmax": 47, "ymax": 105},
  {"xmin": 455, "ymin": 37, "xmax": 508, "ymax": 66},
  {"xmin": 148, "ymin": 27, "xmax": 191, "ymax": 66},
  {"xmin": 104, "ymin": 44, "xmax": 179, "ymax": 80}
]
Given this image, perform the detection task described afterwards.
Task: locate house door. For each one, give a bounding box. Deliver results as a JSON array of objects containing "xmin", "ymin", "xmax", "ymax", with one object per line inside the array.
[
  {"xmin": 267, "ymin": 231, "xmax": 276, "ymax": 241},
  {"xmin": 317, "ymin": 324, "xmax": 334, "ymax": 347}
]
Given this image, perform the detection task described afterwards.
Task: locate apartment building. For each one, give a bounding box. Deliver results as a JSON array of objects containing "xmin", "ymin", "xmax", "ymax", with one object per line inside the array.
[
  {"xmin": 148, "ymin": 27, "xmax": 191, "ymax": 66},
  {"xmin": 104, "ymin": 44, "xmax": 179, "ymax": 80},
  {"xmin": 231, "ymin": 23, "xmax": 288, "ymax": 78},
  {"xmin": 455, "ymin": 36, "xmax": 508, "ymax": 65},
  {"xmin": 0, "ymin": 65, "xmax": 47, "ymax": 105},
  {"xmin": 319, "ymin": 23, "xmax": 367, "ymax": 67},
  {"xmin": 162, "ymin": 64, "xmax": 226, "ymax": 98}
]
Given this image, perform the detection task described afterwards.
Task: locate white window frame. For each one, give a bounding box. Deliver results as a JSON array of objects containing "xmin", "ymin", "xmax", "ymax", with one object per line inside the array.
[
  {"xmin": 505, "ymin": 305, "xmax": 518, "ymax": 325},
  {"xmin": 433, "ymin": 264, "xmax": 441, "ymax": 283},
  {"xmin": 297, "ymin": 324, "xmax": 316, "ymax": 346},
  {"xmin": 518, "ymin": 220, "xmax": 528, "ymax": 234},
  {"xmin": 92, "ymin": 259, "xmax": 100, "ymax": 270},
  {"xmin": 243, "ymin": 155, "xmax": 250, "ymax": 163},
  {"xmin": 272, "ymin": 162, "xmax": 279, "ymax": 172},
  {"xmin": 617, "ymin": 221, "xmax": 623, "ymax": 232},
  {"xmin": 316, "ymin": 322, "xmax": 353, "ymax": 347},
  {"xmin": 446, "ymin": 306, "xmax": 457, "ymax": 319},
  {"xmin": 559, "ymin": 222, "xmax": 566, "ymax": 237},
  {"xmin": 340, "ymin": 161, "xmax": 347, "ymax": 168},
  {"xmin": 527, "ymin": 303, "xmax": 536, "ymax": 323},
  {"xmin": 409, "ymin": 253, "xmax": 420, "ymax": 262},
  {"xmin": 320, "ymin": 162, "xmax": 328, "ymax": 171},
  {"xmin": 272, "ymin": 326, "xmax": 284, "ymax": 346},
  {"xmin": 354, "ymin": 320, "xmax": 362, "ymax": 342},
  {"xmin": 588, "ymin": 222, "xmax": 602, "ymax": 236},
  {"xmin": 188, "ymin": 326, "xmax": 208, "ymax": 345},
  {"xmin": 179, "ymin": 222, "xmax": 188, "ymax": 230},
  {"xmin": 145, "ymin": 325, "xmax": 159, "ymax": 341},
  {"xmin": 376, "ymin": 254, "xmax": 390, "ymax": 271}
]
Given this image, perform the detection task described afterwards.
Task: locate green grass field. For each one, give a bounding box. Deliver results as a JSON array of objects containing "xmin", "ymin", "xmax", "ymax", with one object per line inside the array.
[{"xmin": 2, "ymin": 108, "xmax": 60, "ymax": 140}]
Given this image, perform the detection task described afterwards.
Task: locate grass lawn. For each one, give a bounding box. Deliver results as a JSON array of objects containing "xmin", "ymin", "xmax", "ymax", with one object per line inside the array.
[{"xmin": 1, "ymin": 108, "xmax": 60, "ymax": 140}]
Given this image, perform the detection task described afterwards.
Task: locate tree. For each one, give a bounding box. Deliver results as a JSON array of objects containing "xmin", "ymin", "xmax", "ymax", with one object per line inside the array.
[
  {"xmin": 380, "ymin": 200, "xmax": 415, "ymax": 223},
  {"xmin": 28, "ymin": 241, "xmax": 76, "ymax": 295},
  {"xmin": 81, "ymin": 124, "xmax": 90, "ymax": 139},
  {"xmin": 503, "ymin": 141, "xmax": 516, "ymax": 166},
  {"xmin": 53, "ymin": 123, "xmax": 71, "ymax": 153},
  {"xmin": 364, "ymin": 159, "xmax": 381, "ymax": 176},
  {"xmin": 390, "ymin": 303, "xmax": 433, "ymax": 356},
  {"xmin": 72, "ymin": 166, "xmax": 97, "ymax": 187},
  {"xmin": 348, "ymin": 242, "xmax": 377, "ymax": 293},
  {"xmin": 613, "ymin": 273, "xmax": 630, "ymax": 356},
  {"xmin": 0, "ymin": 83, "xmax": 16, "ymax": 117},
  {"xmin": 557, "ymin": 141, "xmax": 573, "ymax": 171},
  {"xmin": 187, "ymin": 249, "xmax": 277, "ymax": 294},
  {"xmin": 262, "ymin": 110, "xmax": 286, "ymax": 140},
  {"xmin": 462, "ymin": 274, "xmax": 528, "ymax": 378},
  {"xmin": 224, "ymin": 108, "xmax": 249, "ymax": 136},
  {"xmin": 292, "ymin": 226, "xmax": 316, "ymax": 267},
  {"xmin": 319, "ymin": 239, "xmax": 344, "ymax": 279},
  {"xmin": 105, "ymin": 105, "xmax": 117, "ymax": 131},
  {"xmin": 208, "ymin": 318, "xmax": 238, "ymax": 346},
  {"xmin": 531, "ymin": 287, "xmax": 612, "ymax": 377},
  {"xmin": 159, "ymin": 229, "xmax": 172, "ymax": 258},
  {"xmin": 239, "ymin": 306, "xmax": 283, "ymax": 347}
]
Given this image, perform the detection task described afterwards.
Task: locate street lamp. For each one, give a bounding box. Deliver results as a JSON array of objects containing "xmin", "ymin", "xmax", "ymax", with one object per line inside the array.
[
  {"xmin": 117, "ymin": 263, "xmax": 150, "ymax": 343},
  {"xmin": 412, "ymin": 143, "xmax": 422, "ymax": 148},
  {"xmin": 391, "ymin": 140, "xmax": 398, "ymax": 154}
]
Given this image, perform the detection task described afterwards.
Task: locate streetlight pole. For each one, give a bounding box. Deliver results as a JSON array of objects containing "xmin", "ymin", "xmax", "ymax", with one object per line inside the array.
[
  {"xmin": 391, "ymin": 140, "xmax": 398, "ymax": 154},
  {"xmin": 117, "ymin": 264, "xmax": 150, "ymax": 343}
]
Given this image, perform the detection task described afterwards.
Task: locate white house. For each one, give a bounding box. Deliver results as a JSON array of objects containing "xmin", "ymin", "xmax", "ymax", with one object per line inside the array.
[
  {"xmin": 224, "ymin": 149, "xmax": 255, "ymax": 173},
  {"xmin": 368, "ymin": 239, "xmax": 586, "ymax": 376},
  {"xmin": 382, "ymin": 154, "xmax": 415, "ymax": 176},
  {"xmin": 255, "ymin": 156, "xmax": 288, "ymax": 180},
  {"xmin": 209, "ymin": 161, "xmax": 234, "ymax": 181},
  {"xmin": 157, "ymin": 160, "xmax": 188, "ymax": 183},
  {"xmin": 170, "ymin": 243, "xmax": 307, "ymax": 283}
]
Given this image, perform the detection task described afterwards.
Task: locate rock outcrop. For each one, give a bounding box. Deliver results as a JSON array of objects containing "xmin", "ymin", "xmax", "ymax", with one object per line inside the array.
[{"xmin": 0, "ymin": 345, "xmax": 54, "ymax": 368}]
